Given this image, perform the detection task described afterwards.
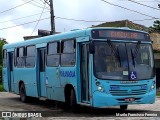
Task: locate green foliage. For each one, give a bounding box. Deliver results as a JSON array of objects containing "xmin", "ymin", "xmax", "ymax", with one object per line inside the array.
[
  {"xmin": 0, "ymin": 39, "xmax": 8, "ymax": 65},
  {"xmin": 157, "ymin": 91, "xmax": 160, "ymax": 96},
  {"xmin": 0, "ymin": 39, "xmax": 7, "ymax": 83},
  {"xmin": 0, "ymin": 84, "xmax": 3, "ymax": 92},
  {"xmin": 0, "ymin": 66, "xmax": 2, "ymax": 83},
  {"xmin": 150, "ymin": 20, "xmax": 160, "ymax": 32}
]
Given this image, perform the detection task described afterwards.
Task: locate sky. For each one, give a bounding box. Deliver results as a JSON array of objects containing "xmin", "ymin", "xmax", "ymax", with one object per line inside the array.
[{"xmin": 0, "ymin": 0, "xmax": 159, "ymax": 43}]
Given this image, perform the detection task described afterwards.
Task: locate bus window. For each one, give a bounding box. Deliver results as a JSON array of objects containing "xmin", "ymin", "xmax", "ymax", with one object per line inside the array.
[
  {"xmin": 16, "ymin": 47, "xmax": 25, "ymax": 67},
  {"xmin": 26, "ymin": 46, "xmax": 36, "ymax": 67},
  {"xmin": 61, "ymin": 40, "xmax": 76, "ymax": 66},
  {"xmin": 3, "ymin": 49, "xmax": 7, "ymax": 67},
  {"xmin": 47, "ymin": 42, "xmax": 60, "ymax": 67}
]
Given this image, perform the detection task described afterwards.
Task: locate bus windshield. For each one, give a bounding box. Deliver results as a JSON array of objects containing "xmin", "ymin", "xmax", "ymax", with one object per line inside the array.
[{"xmin": 93, "ymin": 41, "xmax": 154, "ymax": 80}]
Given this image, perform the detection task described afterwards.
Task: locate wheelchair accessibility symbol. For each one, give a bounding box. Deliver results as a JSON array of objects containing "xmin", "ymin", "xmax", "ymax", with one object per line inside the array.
[{"xmin": 130, "ymin": 71, "xmax": 137, "ymax": 80}]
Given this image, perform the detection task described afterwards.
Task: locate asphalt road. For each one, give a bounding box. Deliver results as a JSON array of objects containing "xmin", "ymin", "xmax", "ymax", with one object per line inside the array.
[{"xmin": 0, "ymin": 92, "xmax": 160, "ymax": 120}]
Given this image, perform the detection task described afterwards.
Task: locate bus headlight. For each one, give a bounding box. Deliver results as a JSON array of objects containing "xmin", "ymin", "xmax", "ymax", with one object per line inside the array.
[
  {"xmin": 98, "ymin": 86, "xmax": 103, "ymax": 91},
  {"xmin": 150, "ymin": 81, "xmax": 155, "ymax": 91},
  {"xmin": 151, "ymin": 85, "xmax": 155, "ymax": 89}
]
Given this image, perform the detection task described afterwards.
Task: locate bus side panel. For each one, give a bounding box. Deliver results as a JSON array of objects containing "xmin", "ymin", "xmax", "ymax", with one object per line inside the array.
[
  {"xmin": 59, "ymin": 67, "xmax": 77, "ymax": 101},
  {"xmin": 2, "ymin": 68, "xmax": 9, "ymax": 91},
  {"xmin": 46, "ymin": 87, "xmax": 65, "ymax": 102},
  {"xmin": 46, "ymin": 67, "xmax": 65, "ymax": 101},
  {"xmin": 14, "ymin": 68, "xmax": 38, "ymax": 97}
]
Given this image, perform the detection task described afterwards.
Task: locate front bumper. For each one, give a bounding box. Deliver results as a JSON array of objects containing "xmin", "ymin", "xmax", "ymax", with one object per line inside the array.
[{"xmin": 92, "ymin": 89, "xmax": 156, "ymax": 108}]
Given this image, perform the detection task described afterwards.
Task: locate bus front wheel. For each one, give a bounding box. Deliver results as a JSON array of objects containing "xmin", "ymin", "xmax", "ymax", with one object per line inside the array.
[
  {"xmin": 70, "ymin": 89, "xmax": 79, "ymax": 112},
  {"xmin": 19, "ymin": 83, "xmax": 28, "ymax": 102},
  {"xmin": 120, "ymin": 105, "xmax": 128, "ymax": 110}
]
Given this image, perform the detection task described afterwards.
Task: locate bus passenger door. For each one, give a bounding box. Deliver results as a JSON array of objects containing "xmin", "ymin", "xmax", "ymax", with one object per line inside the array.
[
  {"xmin": 38, "ymin": 48, "xmax": 46, "ymax": 97},
  {"xmin": 80, "ymin": 44, "xmax": 90, "ymax": 103},
  {"xmin": 8, "ymin": 52, "xmax": 14, "ymax": 92}
]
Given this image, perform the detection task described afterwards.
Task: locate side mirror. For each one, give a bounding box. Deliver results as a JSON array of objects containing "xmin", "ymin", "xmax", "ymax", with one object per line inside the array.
[{"xmin": 89, "ymin": 42, "xmax": 95, "ymax": 54}]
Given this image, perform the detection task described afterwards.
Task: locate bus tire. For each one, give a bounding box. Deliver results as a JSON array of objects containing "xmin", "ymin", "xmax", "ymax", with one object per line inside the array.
[
  {"xmin": 120, "ymin": 105, "xmax": 128, "ymax": 110},
  {"xmin": 19, "ymin": 83, "xmax": 28, "ymax": 102},
  {"xmin": 70, "ymin": 89, "xmax": 79, "ymax": 112}
]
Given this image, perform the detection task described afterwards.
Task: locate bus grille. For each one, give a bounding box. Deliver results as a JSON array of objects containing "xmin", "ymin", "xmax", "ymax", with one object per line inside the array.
[{"xmin": 109, "ymin": 85, "xmax": 147, "ymax": 96}]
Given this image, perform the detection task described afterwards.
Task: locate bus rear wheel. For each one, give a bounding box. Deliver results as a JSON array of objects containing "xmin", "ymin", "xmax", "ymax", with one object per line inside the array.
[
  {"xmin": 19, "ymin": 83, "xmax": 28, "ymax": 102},
  {"xmin": 120, "ymin": 105, "xmax": 128, "ymax": 110}
]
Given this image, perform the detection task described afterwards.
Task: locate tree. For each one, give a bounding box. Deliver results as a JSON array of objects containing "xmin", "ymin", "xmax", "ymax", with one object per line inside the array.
[
  {"xmin": 0, "ymin": 38, "xmax": 7, "ymax": 83},
  {"xmin": 0, "ymin": 38, "xmax": 7, "ymax": 65},
  {"xmin": 149, "ymin": 20, "xmax": 160, "ymax": 32}
]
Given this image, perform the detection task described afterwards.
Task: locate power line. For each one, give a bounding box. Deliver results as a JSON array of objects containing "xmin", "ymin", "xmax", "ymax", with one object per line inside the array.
[
  {"xmin": 0, "ymin": 17, "xmax": 103, "ymax": 31},
  {"xmin": 0, "ymin": 0, "xmax": 34, "ymax": 14},
  {"xmin": 22, "ymin": 0, "xmax": 48, "ymax": 8},
  {"xmin": 31, "ymin": 3, "xmax": 46, "ymax": 35},
  {"xmin": 31, "ymin": 0, "xmax": 47, "ymax": 6},
  {"xmin": 0, "ymin": 11, "xmax": 49, "ymax": 24},
  {"xmin": 55, "ymin": 16, "xmax": 107, "ymax": 23},
  {"xmin": 0, "ymin": 15, "xmax": 159, "ymax": 31},
  {"xmin": 100, "ymin": 0, "xmax": 157, "ymax": 19},
  {"xmin": 21, "ymin": 0, "xmax": 50, "ymax": 10},
  {"xmin": 128, "ymin": 0, "xmax": 160, "ymax": 10},
  {"xmin": 40, "ymin": 0, "xmax": 49, "ymax": 5},
  {"xmin": 133, "ymin": 18, "xmax": 160, "ymax": 21},
  {"xmin": 43, "ymin": 0, "xmax": 50, "ymax": 6},
  {"xmin": 0, "ymin": 17, "xmax": 50, "ymax": 31},
  {"xmin": 56, "ymin": 16, "xmax": 160, "ymax": 22}
]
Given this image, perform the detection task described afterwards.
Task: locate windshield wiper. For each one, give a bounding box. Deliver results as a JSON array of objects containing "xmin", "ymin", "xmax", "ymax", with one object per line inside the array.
[
  {"xmin": 131, "ymin": 41, "xmax": 141, "ymax": 67},
  {"xmin": 107, "ymin": 39, "xmax": 121, "ymax": 66},
  {"xmin": 131, "ymin": 49, "xmax": 135, "ymax": 67},
  {"xmin": 133, "ymin": 41, "xmax": 141, "ymax": 59}
]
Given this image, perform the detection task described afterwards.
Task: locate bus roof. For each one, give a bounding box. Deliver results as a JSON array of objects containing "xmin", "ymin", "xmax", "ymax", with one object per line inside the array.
[{"xmin": 3, "ymin": 27, "xmax": 148, "ymax": 49}]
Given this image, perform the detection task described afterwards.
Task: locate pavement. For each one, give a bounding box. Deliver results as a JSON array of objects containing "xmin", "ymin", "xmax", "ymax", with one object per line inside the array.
[{"xmin": 0, "ymin": 92, "xmax": 160, "ymax": 120}]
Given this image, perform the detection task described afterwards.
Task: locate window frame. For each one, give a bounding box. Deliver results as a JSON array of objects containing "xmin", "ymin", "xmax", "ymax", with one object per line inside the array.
[
  {"xmin": 15, "ymin": 46, "xmax": 26, "ymax": 68},
  {"xmin": 25, "ymin": 45, "xmax": 36, "ymax": 68},
  {"xmin": 60, "ymin": 39, "xmax": 76, "ymax": 67},
  {"xmin": 46, "ymin": 41, "xmax": 60, "ymax": 67}
]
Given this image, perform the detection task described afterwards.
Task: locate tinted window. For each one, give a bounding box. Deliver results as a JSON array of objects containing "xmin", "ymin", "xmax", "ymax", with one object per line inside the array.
[
  {"xmin": 48, "ymin": 42, "xmax": 58, "ymax": 54},
  {"xmin": 26, "ymin": 46, "xmax": 35, "ymax": 67},
  {"xmin": 61, "ymin": 40, "xmax": 76, "ymax": 66},
  {"xmin": 62, "ymin": 40, "xmax": 75, "ymax": 53},
  {"xmin": 19, "ymin": 47, "xmax": 24, "ymax": 57},
  {"xmin": 27, "ymin": 46, "xmax": 35, "ymax": 56},
  {"xmin": 47, "ymin": 42, "xmax": 60, "ymax": 66},
  {"xmin": 16, "ymin": 47, "xmax": 25, "ymax": 67}
]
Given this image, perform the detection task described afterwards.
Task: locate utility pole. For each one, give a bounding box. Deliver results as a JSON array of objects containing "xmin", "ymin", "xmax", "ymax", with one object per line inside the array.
[{"xmin": 49, "ymin": 0, "xmax": 55, "ymax": 34}]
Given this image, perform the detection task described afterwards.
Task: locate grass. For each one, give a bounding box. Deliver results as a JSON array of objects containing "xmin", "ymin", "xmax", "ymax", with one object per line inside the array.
[
  {"xmin": 157, "ymin": 92, "xmax": 160, "ymax": 96},
  {"xmin": 0, "ymin": 83, "xmax": 3, "ymax": 92},
  {"xmin": 156, "ymin": 88, "xmax": 160, "ymax": 96}
]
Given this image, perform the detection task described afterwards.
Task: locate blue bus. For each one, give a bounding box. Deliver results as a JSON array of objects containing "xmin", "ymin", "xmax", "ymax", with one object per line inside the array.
[{"xmin": 2, "ymin": 27, "xmax": 156, "ymax": 110}]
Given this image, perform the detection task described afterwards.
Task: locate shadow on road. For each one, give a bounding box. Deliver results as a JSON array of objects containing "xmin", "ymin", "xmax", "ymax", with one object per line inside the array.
[{"xmin": 7, "ymin": 96, "xmax": 152, "ymax": 117}]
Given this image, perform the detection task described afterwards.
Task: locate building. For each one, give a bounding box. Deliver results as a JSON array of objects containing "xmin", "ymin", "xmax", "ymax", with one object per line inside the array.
[{"xmin": 93, "ymin": 19, "xmax": 149, "ymax": 32}]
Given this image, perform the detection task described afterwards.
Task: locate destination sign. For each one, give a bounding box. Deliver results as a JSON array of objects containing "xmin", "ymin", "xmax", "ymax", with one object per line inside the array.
[
  {"xmin": 109, "ymin": 31, "xmax": 138, "ymax": 39},
  {"xmin": 91, "ymin": 29, "xmax": 150, "ymax": 41}
]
